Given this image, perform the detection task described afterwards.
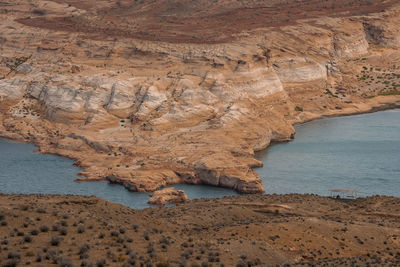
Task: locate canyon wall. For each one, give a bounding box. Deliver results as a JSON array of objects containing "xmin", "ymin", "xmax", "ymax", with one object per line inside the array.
[{"xmin": 1, "ymin": 0, "xmax": 400, "ymax": 193}]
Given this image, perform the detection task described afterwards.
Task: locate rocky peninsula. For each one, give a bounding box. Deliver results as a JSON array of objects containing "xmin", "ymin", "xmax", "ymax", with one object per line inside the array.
[{"xmin": 1, "ymin": 0, "xmax": 400, "ymax": 194}]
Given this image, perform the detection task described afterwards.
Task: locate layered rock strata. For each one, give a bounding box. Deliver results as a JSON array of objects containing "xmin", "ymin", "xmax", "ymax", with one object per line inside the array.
[{"xmin": 1, "ymin": 0, "xmax": 400, "ymax": 193}]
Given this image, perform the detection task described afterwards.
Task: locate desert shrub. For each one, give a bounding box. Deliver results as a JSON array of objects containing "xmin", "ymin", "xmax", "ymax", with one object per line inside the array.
[
  {"xmin": 79, "ymin": 243, "xmax": 90, "ymax": 257},
  {"xmin": 36, "ymin": 208, "xmax": 46, "ymax": 214},
  {"xmin": 3, "ymin": 259, "xmax": 18, "ymax": 267},
  {"xmin": 159, "ymin": 236, "xmax": 170, "ymax": 245},
  {"xmin": 59, "ymin": 227, "xmax": 68, "ymax": 236},
  {"xmin": 45, "ymin": 249, "xmax": 58, "ymax": 261},
  {"xmin": 52, "ymin": 223, "xmax": 60, "ymax": 232},
  {"xmin": 26, "ymin": 251, "xmax": 35, "ymax": 257},
  {"xmin": 81, "ymin": 260, "xmax": 93, "ymax": 267},
  {"xmin": 80, "ymin": 253, "xmax": 89, "ymax": 260},
  {"xmin": 35, "ymin": 252, "xmax": 42, "ymax": 262},
  {"xmin": 40, "ymin": 225, "xmax": 49, "ymax": 232},
  {"xmin": 110, "ymin": 230, "xmax": 119, "ymax": 237},
  {"xmin": 50, "ymin": 236, "xmax": 61, "ymax": 246},
  {"xmin": 19, "ymin": 205, "xmax": 29, "ymax": 211},
  {"xmin": 96, "ymin": 259, "xmax": 106, "ymax": 267},
  {"xmin": 77, "ymin": 225, "xmax": 85, "ymax": 234},
  {"xmin": 8, "ymin": 251, "xmax": 20, "ymax": 259},
  {"xmin": 127, "ymin": 257, "xmax": 136, "ymax": 266},
  {"xmin": 58, "ymin": 256, "xmax": 75, "ymax": 267},
  {"xmin": 143, "ymin": 232, "xmax": 150, "ymax": 241},
  {"xmin": 23, "ymin": 235, "xmax": 33, "ymax": 243},
  {"xmin": 30, "ymin": 229, "xmax": 39, "ymax": 235}
]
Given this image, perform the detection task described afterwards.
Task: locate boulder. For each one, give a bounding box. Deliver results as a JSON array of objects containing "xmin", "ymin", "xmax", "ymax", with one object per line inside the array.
[
  {"xmin": 148, "ymin": 187, "xmax": 189, "ymax": 206},
  {"xmin": 15, "ymin": 63, "xmax": 32, "ymax": 74},
  {"xmin": 71, "ymin": 65, "xmax": 81, "ymax": 73}
]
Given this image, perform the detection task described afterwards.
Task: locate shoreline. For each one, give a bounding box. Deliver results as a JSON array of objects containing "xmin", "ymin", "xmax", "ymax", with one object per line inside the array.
[
  {"xmin": 260, "ymin": 101, "xmax": 400, "ymax": 152},
  {"xmin": 2, "ymin": 101, "xmax": 400, "ymax": 209},
  {"xmin": 293, "ymin": 99, "xmax": 400, "ymax": 127},
  {"xmin": 1, "ymin": 0, "xmax": 400, "ymax": 195},
  {"xmin": 1, "ymin": 96, "xmax": 400, "ymax": 197}
]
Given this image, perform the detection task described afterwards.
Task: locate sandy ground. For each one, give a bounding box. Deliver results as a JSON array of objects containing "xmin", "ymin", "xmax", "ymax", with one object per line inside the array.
[{"xmin": 0, "ymin": 193, "xmax": 399, "ymax": 266}]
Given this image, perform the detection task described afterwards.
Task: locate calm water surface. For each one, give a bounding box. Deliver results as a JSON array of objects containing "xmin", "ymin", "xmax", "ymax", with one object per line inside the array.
[
  {"xmin": 0, "ymin": 109, "xmax": 399, "ymax": 209},
  {"xmin": 0, "ymin": 139, "xmax": 236, "ymax": 209},
  {"xmin": 256, "ymin": 109, "xmax": 400, "ymax": 197}
]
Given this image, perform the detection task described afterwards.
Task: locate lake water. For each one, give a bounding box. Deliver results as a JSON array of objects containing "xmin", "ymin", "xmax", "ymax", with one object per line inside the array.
[
  {"xmin": 255, "ymin": 109, "xmax": 400, "ymax": 197},
  {"xmin": 0, "ymin": 138, "xmax": 237, "ymax": 209},
  {"xmin": 0, "ymin": 109, "xmax": 399, "ymax": 209}
]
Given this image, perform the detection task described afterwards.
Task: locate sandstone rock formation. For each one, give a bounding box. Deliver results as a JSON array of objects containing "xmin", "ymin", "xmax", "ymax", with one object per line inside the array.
[
  {"xmin": 147, "ymin": 187, "xmax": 189, "ymax": 206},
  {"xmin": 1, "ymin": 0, "xmax": 400, "ymax": 194}
]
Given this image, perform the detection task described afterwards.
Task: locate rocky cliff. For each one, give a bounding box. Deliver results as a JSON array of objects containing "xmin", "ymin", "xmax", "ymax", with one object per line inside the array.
[{"xmin": 1, "ymin": 0, "xmax": 400, "ymax": 194}]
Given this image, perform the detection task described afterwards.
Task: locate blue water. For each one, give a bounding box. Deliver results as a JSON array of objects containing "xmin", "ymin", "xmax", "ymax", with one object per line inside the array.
[
  {"xmin": 0, "ymin": 139, "xmax": 237, "ymax": 209},
  {"xmin": 255, "ymin": 109, "xmax": 400, "ymax": 197},
  {"xmin": 1, "ymin": 110, "xmax": 399, "ymax": 209}
]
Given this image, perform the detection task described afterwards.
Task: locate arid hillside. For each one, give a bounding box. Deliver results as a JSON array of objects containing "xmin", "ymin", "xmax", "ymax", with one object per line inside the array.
[
  {"xmin": 18, "ymin": 0, "xmax": 399, "ymax": 43},
  {"xmin": 0, "ymin": 194, "xmax": 400, "ymax": 266}
]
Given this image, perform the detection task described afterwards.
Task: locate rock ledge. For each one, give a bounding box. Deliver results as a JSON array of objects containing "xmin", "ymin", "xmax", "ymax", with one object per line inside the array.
[{"xmin": 147, "ymin": 187, "xmax": 189, "ymax": 206}]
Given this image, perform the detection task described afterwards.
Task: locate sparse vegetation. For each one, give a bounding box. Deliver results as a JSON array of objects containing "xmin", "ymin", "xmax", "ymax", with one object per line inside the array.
[
  {"xmin": 1, "ymin": 0, "xmax": 400, "ymax": 266},
  {"xmin": 40, "ymin": 225, "xmax": 49, "ymax": 232},
  {"xmin": 355, "ymin": 63, "xmax": 400, "ymax": 98},
  {"xmin": 50, "ymin": 236, "xmax": 62, "ymax": 246},
  {"xmin": 0, "ymin": 193, "xmax": 399, "ymax": 266},
  {"xmin": 23, "ymin": 234, "xmax": 32, "ymax": 243},
  {"xmin": 77, "ymin": 224, "xmax": 85, "ymax": 234}
]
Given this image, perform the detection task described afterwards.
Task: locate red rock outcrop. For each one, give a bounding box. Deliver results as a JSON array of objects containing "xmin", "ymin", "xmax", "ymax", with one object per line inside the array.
[
  {"xmin": 148, "ymin": 187, "xmax": 189, "ymax": 206},
  {"xmin": 1, "ymin": 0, "xmax": 400, "ymax": 194}
]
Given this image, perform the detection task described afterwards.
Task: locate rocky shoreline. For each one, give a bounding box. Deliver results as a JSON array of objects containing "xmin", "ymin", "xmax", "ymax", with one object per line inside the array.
[{"xmin": 1, "ymin": 0, "xmax": 400, "ymax": 195}]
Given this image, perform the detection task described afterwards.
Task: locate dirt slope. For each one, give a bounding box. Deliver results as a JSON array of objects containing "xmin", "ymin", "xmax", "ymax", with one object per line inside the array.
[
  {"xmin": 0, "ymin": 194, "xmax": 399, "ymax": 266},
  {"xmin": 19, "ymin": 0, "xmax": 399, "ymax": 43}
]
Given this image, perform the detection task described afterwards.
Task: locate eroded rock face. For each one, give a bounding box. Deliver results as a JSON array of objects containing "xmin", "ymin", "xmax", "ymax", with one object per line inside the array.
[
  {"xmin": 0, "ymin": 78, "xmax": 27, "ymax": 100},
  {"xmin": 147, "ymin": 187, "xmax": 189, "ymax": 206},
  {"xmin": 1, "ymin": 0, "xmax": 400, "ymax": 194},
  {"xmin": 273, "ymin": 57, "xmax": 327, "ymax": 83}
]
